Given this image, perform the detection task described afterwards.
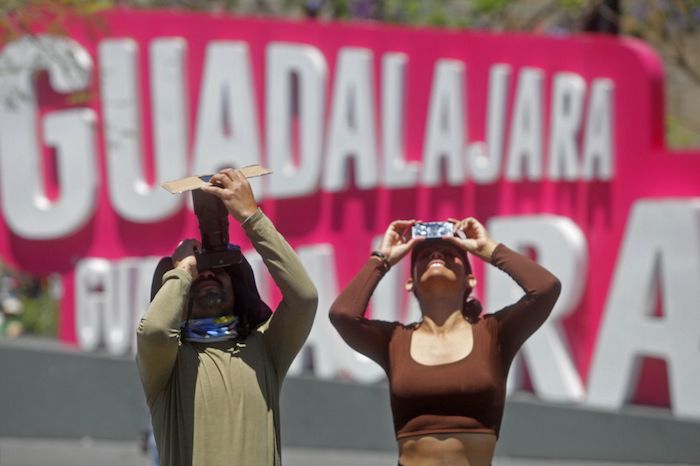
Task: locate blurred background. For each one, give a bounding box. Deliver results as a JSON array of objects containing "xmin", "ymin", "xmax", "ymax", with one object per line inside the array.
[{"xmin": 1, "ymin": 1, "xmax": 699, "ymax": 465}]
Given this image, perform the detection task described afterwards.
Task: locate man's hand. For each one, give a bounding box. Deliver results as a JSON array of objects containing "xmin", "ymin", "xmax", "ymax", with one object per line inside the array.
[
  {"xmin": 443, "ymin": 217, "xmax": 498, "ymax": 262},
  {"xmin": 201, "ymin": 168, "xmax": 258, "ymax": 223},
  {"xmin": 172, "ymin": 238, "xmax": 200, "ymax": 280}
]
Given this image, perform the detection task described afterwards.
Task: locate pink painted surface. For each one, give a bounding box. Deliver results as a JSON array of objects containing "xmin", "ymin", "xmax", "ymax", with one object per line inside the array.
[{"xmin": 1, "ymin": 9, "xmax": 699, "ymax": 407}]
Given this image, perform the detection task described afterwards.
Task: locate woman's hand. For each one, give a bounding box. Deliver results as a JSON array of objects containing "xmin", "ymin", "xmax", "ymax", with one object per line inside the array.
[
  {"xmin": 377, "ymin": 220, "xmax": 425, "ymax": 266},
  {"xmin": 444, "ymin": 217, "xmax": 498, "ymax": 262},
  {"xmin": 201, "ymin": 168, "xmax": 258, "ymax": 223},
  {"xmin": 172, "ymin": 238, "xmax": 200, "ymax": 280}
]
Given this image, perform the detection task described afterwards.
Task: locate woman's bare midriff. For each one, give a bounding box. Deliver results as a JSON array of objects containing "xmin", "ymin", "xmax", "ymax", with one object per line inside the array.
[{"xmin": 398, "ymin": 432, "xmax": 497, "ymax": 466}]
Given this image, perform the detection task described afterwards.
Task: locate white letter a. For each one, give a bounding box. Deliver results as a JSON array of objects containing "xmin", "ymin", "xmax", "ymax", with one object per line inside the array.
[{"xmin": 588, "ymin": 200, "xmax": 700, "ymax": 418}]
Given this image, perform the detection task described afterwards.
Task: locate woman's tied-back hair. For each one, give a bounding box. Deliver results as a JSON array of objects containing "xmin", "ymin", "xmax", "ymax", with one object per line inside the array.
[
  {"xmin": 409, "ymin": 240, "xmax": 482, "ymax": 321},
  {"xmin": 150, "ymin": 252, "xmax": 272, "ymax": 340}
]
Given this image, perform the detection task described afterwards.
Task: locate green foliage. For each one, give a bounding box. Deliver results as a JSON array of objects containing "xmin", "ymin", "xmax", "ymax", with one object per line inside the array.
[
  {"xmin": 472, "ymin": 0, "xmax": 510, "ymax": 15},
  {"xmin": 666, "ymin": 114, "xmax": 700, "ymax": 149},
  {"xmin": 19, "ymin": 292, "xmax": 59, "ymax": 337},
  {"xmin": 0, "ymin": 0, "xmax": 113, "ymax": 43},
  {"xmin": 383, "ymin": 0, "xmax": 418, "ymax": 24},
  {"xmin": 0, "ymin": 260, "xmax": 59, "ymax": 338},
  {"xmin": 329, "ymin": 0, "xmax": 351, "ymax": 19},
  {"xmin": 558, "ymin": 0, "xmax": 586, "ymax": 9}
]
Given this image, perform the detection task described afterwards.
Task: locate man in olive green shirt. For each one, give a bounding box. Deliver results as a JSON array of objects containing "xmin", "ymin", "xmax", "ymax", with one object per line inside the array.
[{"xmin": 137, "ymin": 168, "xmax": 318, "ymax": 466}]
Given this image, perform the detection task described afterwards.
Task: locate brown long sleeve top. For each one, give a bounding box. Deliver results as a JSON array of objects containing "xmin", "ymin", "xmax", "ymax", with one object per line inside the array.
[
  {"xmin": 136, "ymin": 209, "xmax": 318, "ymax": 466},
  {"xmin": 329, "ymin": 243, "xmax": 560, "ymax": 438}
]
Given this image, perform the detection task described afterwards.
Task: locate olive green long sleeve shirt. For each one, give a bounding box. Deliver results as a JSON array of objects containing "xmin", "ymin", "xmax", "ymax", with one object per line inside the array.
[{"xmin": 137, "ymin": 209, "xmax": 318, "ymax": 466}]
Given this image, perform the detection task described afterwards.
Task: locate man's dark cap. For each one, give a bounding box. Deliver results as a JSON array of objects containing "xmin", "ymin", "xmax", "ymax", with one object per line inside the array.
[{"xmin": 150, "ymin": 252, "xmax": 272, "ymax": 329}]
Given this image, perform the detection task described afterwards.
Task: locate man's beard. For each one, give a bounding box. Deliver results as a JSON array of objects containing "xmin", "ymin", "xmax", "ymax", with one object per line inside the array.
[{"xmin": 193, "ymin": 289, "xmax": 229, "ymax": 313}]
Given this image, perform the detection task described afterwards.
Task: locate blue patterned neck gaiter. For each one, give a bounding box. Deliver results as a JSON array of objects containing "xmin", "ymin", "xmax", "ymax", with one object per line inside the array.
[{"xmin": 181, "ymin": 315, "xmax": 239, "ymax": 342}]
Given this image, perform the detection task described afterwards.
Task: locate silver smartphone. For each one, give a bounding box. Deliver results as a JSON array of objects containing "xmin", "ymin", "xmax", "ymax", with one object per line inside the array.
[{"xmin": 411, "ymin": 221, "xmax": 454, "ymax": 239}]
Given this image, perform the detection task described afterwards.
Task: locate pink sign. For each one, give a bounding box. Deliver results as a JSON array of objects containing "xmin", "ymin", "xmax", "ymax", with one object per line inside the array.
[{"xmin": 1, "ymin": 9, "xmax": 699, "ymax": 415}]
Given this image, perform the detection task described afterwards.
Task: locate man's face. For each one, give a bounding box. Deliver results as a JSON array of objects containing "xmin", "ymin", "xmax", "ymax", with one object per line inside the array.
[{"xmin": 188, "ymin": 268, "xmax": 235, "ymax": 319}]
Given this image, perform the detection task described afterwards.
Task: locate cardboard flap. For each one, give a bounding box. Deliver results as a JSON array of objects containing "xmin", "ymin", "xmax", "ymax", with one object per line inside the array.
[{"xmin": 160, "ymin": 165, "xmax": 272, "ymax": 194}]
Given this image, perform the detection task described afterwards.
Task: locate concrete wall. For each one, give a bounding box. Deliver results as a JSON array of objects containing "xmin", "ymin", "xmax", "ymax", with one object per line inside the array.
[{"xmin": 2, "ymin": 339, "xmax": 700, "ymax": 463}]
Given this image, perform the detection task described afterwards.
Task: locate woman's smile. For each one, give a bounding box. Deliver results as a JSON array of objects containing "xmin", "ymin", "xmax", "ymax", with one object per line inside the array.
[{"xmin": 428, "ymin": 259, "xmax": 446, "ymax": 268}]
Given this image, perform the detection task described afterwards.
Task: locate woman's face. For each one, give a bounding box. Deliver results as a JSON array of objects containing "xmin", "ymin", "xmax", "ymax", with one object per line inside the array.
[{"xmin": 411, "ymin": 242, "xmax": 470, "ymax": 293}]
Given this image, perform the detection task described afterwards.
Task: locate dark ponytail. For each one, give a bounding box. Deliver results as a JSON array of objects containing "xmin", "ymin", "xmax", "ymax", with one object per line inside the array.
[{"xmin": 462, "ymin": 295, "xmax": 482, "ymax": 322}]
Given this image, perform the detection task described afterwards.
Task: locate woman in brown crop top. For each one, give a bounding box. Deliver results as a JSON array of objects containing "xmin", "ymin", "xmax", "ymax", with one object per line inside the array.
[{"xmin": 329, "ymin": 217, "xmax": 561, "ymax": 466}]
